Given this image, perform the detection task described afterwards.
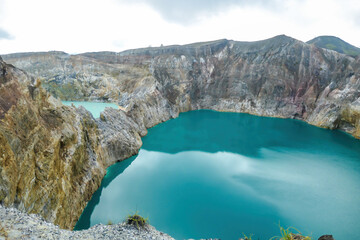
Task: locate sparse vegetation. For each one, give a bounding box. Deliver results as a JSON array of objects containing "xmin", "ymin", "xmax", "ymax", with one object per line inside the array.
[
  {"xmin": 126, "ymin": 212, "xmax": 149, "ymax": 230},
  {"xmin": 325, "ymin": 43, "xmax": 337, "ymax": 50},
  {"xmin": 107, "ymin": 220, "xmax": 113, "ymax": 225},
  {"xmin": 307, "ymin": 36, "xmax": 360, "ymax": 57},
  {"xmin": 241, "ymin": 225, "xmax": 312, "ymax": 240},
  {"xmin": 242, "ymin": 233, "xmax": 254, "ymax": 240},
  {"xmin": 270, "ymin": 225, "xmax": 312, "ymax": 240}
]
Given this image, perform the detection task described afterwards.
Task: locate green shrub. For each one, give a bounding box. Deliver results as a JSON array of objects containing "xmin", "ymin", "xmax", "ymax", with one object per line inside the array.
[{"xmin": 126, "ymin": 212, "xmax": 149, "ymax": 230}]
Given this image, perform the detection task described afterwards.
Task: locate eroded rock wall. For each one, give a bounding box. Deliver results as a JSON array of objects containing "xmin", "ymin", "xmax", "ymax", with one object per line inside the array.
[
  {"xmin": 3, "ymin": 36, "xmax": 360, "ymax": 138},
  {"xmin": 0, "ymin": 57, "xmax": 142, "ymax": 229}
]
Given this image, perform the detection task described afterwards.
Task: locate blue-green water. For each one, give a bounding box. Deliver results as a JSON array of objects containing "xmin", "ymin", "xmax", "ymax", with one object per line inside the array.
[
  {"xmin": 62, "ymin": 101, "xmax": 119, "ymax": 118},
  {"xmin": 75, "ymin": 110, "xmax": 360, "ymax": 240}
]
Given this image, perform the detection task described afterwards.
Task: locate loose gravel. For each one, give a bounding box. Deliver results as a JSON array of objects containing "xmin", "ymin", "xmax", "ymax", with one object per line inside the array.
[{"xmin": 0, "ymin": 204, "xmax": 174, "ymax": 240}]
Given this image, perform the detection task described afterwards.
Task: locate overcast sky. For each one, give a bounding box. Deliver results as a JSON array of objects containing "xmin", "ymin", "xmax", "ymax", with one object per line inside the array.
[{"xmin": 0, "ymin": 0, "xmax": 359, "ymax": 54}]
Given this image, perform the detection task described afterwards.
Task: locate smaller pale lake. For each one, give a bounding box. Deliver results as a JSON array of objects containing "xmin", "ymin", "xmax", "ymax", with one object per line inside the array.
[
  {"xmin": 73, "ymin": 109, "xmax": 360, "ymax": 240},
  {"xmin": 62, "ymin": 101, "xmax": 119, "ymax": 118}
]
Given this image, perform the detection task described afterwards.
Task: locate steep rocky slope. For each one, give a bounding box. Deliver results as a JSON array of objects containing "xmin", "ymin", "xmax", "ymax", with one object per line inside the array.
[
  {"xmin": 0, "ymin": 57, "xmax": 142, "ymax": 229},
  {"xmin": 4, "ymin": 35, "xmax": 360, "ymax": 138}
]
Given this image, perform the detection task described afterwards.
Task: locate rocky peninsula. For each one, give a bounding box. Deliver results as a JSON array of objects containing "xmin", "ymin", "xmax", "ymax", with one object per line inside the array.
[{"xmin": 1, "ymin": 35, "xmax": 358, "ymax": 238}]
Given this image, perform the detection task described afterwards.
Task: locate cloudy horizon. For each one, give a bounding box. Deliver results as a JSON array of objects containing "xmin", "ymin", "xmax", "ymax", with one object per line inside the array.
[{"xmin": 0, "ymin": 0, "xmax": 359, "ymax": 54}]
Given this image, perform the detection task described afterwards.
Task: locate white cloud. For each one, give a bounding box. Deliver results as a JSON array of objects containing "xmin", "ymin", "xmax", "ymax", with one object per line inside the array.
[
  {"xmin": 114, "ymin": 0, "xmax": 285, "ymax": 25},
  {"xmin": 0, "ymin": 0, "xmax": 359, "ymax": 54},
  {"xmin": 0, "ymin": 28, "xmax": 12, "ymax": 40}
]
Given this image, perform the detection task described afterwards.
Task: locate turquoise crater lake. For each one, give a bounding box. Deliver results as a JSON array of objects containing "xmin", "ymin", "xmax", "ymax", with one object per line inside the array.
[
  {"xmin": 62, "ymin": 101, "xmax": 119, "ymax": 118},
  {"xmin": 75, "ymin": 110, "xmax": 360, "ymax": 240}
]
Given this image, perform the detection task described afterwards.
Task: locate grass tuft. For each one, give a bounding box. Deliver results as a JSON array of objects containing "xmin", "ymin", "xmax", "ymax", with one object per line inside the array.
[
  {"xmin": 270, "ymin": 225, "xmax": 312, "ymax": 240},
  {"xmin": 126, "ymin": 212, "xmax": 149, "ymax": 230},
  {"xmin": 242, "ymin": 233, "xmax": 254, "ymax": 240}
]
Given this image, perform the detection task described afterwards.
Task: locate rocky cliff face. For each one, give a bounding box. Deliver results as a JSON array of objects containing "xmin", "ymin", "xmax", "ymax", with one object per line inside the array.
[
  {"xmin": 1, "ymin": 35, "xmax": 359, "ymax": 231},
  {"xmin": 0, "ymin": 57, "xmax": 142, "ymax": 229},
  {"xmin": 4, "ymin": 35, "xmax": 360, "ymax": 138}
]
